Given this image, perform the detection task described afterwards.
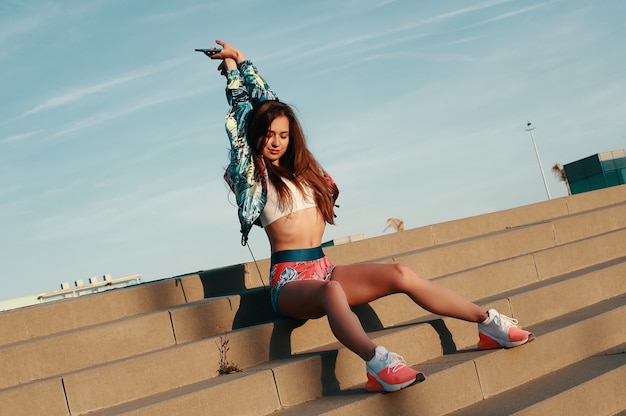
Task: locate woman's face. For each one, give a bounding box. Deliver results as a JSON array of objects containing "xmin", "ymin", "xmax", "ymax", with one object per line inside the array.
[{"xmin": 262, "ymin": 115, "xmax": 289, "ymax": 166}]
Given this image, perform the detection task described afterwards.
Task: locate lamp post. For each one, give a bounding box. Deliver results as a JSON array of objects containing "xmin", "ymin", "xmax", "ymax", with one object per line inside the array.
[{"xmin": 525, "ymin": 121, "xmax": 551, "ymax": 200}]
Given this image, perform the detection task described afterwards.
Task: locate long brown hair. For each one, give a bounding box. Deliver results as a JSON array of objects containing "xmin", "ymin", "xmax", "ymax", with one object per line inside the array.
[{"xmin": 247, "ymin": 100, "xmax": 338, "ymax": 224}]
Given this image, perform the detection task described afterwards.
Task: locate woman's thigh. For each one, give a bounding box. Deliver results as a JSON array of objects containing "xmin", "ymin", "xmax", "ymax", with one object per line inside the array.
[
  {"xmin": 277, "ymin": 262, "xmax": 417, "ymax": 318},
  {"xmin": 331, "ymin": 263, "xmax": 409, "ymax": 306},
  {"xmin": 277, "ymin": 279, "xmax": 330, "ymax": 320}
]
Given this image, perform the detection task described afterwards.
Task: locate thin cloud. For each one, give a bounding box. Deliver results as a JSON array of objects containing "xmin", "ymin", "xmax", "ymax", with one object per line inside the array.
[
  {"xmin": 468, "ymin": 2, "xmax": 553, "ymax": 28},
  {"xmin": 44, "ymin": 85, "xmax": 211, "ymax": 141},
  {"xmin": 1, "ymin": 130, "xmax": 43, "ymax": 144},
  {"xmin": 31, "ymin": 182, "xmax": 214, "ymax": 242},
  {"xmin": 415, "ymin": 0, "xmax": 517, "ymax": 26},
  {"xmin": 374, "ymin": 0, "xmax": 397, "ymax": 8},
  {"xmin": 21, "ymin": 58, "xmax": 184, "ymax": 117},
  {"xmin": 264, "ymin": 0, "xmax": 518, "ymax": 65},
  {"xmin": 446, "ymin": 35, "xmax": 485, "ymax": 46}
]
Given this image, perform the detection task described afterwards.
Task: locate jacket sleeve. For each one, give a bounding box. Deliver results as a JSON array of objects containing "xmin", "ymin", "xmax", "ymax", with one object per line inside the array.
[
  {"xmin": 223, "ymin": 60, "xmax": 278, "ymax": 191},
  {"xmin": 222, "ymin": 61, "xmax": 277, "ymax": 244},
  {"xmin": 239, "ymin": 60, "xmax": 278, "ymax": 105}
]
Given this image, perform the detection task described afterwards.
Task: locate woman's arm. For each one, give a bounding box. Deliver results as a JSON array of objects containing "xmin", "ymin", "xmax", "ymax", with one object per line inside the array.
[
  {"xmin": 210, "ymin": 41, "xmax": 268, "ymax": 243},
  {"xmin": 238, "ymin": 60, "xmax": 277, "ymax": 104},
  {"xmin": 222, "ymin": 64, "xmax": 253, "ymax": 192},
  {"xmin": 210, "ymin": 40, "xmax": 277, "ymax": 104},
  {"xmin": 211, "ymin": 40, "xmax": 277, "ymax": 187}
]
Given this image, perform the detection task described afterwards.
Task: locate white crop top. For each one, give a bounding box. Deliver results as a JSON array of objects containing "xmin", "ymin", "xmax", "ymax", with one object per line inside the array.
[{"xmin": 260, "ymin": 178, "xmax": 317, "ymax": 227}]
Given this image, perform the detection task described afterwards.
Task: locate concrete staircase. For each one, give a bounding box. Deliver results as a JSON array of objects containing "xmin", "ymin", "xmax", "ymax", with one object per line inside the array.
[{"xmin": 2, "ymin": 185, "xmax": 625, "ymax": 416}]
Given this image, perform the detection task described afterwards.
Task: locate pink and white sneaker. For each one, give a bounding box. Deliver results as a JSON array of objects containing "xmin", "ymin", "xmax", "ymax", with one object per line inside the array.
[
  {"xmin": 366, "ymin": 370, "xmax": 427, "ymax": 393},
  {"xmin": 365, "ymin": 346, "xmax": 425, "ymax": 392},
  {"xmin": 478, "ymin": 309, "xmax": 534, "ymax": 350}
]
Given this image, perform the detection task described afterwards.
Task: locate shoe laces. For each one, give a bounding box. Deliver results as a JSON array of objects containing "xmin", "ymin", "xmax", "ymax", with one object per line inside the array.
[
  {"xmin": 494, "ymin": 312, "xmax": 519, "ymax": 330},
  {"xmin": 383, "ymin": 352, "xmax": 407, "ymax": 373}
]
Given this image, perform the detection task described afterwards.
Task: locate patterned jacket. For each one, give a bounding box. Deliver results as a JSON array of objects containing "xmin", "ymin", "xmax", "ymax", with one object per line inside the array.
[{"xmin": 223, "ymin": 60, "xmax": 277, "ymax": 245}]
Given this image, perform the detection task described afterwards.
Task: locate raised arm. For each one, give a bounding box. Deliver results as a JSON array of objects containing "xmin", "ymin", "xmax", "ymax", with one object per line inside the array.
[
  {"xmin": 208, "ymin": 40, "xmax": 271, "ymax": 244},
  {"xmin": 210, "ymin": 40, "xmax": 277, "ymax": 104}
]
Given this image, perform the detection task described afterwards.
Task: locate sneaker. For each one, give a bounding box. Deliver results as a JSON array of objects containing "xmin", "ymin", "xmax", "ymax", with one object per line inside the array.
[
  {"xmin": 365, "ymin": 372, "xmax": 385, "ymax": 392},
  {"xmin": 478, "ymin": 309, "xmax": 534, "ymax": 350},
  {"xmin": 365, "ymin": 346, "xmax": 424, "ymax": 392},
  {"xmin": 365, "ymin": 371, "xmax": 426, "ymax": 393}
]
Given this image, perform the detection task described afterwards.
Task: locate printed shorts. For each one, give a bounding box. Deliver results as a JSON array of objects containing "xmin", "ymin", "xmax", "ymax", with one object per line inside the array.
[{"xmin": 269, "ymin": 246, "xmax": 334, "ymax": 315}]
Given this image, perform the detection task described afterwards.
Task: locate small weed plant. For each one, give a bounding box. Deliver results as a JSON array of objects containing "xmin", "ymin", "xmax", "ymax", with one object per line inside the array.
[{"xmin": 217, "ymin": 332, "xmax": 242, "ymax": 375}]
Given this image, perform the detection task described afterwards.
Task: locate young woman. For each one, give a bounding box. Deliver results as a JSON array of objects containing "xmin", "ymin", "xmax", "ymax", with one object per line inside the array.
[{"xmin": 207, "ymin": 40, "xmax": 533, "ymax": 393}]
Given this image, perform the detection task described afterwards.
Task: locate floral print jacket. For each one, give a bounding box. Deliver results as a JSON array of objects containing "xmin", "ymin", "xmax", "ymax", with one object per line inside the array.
[{"xmin": 223, "ymin": 60, "xmax": 277, "ymax": 245}]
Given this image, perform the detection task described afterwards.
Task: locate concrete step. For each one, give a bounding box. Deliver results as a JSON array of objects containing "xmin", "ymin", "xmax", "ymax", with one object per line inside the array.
[
  {"xmin": 160, "ymin": 225, "xmax": 626, "ymax": 350},
  {"xmin": 0, "ymin": 187, "xmax": 626, "ymax": 415},
  {"xmin": 286, "ymin": 248, "xmax": 626, "ymax": 357},
  {"xmin": 370, "ymin": 229, "xmax": 626, "ymax": 328},
  {"xmin": 3, "ymin": 256, "xmax": 622, "ymax": 415},
  {"xmin": 389, "ymin": 204, "xmax": 626, "ymax": 281},
  {"xmin": 1, "ymin": 226, "xmax": 623, "ymax": 391},
  {"xmin": 0, "ymin": 369, "xmax": 281, "ymax": 416},
  {"xmin": 446, "ymin": 343, "xmax": 626, "ymax": 416},
  {"xmin": 0, "ymin": 311, "xmax": 175, "ymax": 390},
  {"xmin": 280, "ymin": 258, "xmax": 626, "ymax": 393},
  {"xmin": 0, "ymin": 263, "xmax": 254, "ymax": 348},
  {"xmin": 68, "ymin": 293, "xmax": 626, "ymax": 415},
  {"xmin": 0, "ymin": 288, "xmax": 275, "ymax": 390},
  {"xmin": 166, "ymin": 287, "xmax": 274, "ymax": 344},
  {"xmin": 1, "ymin": 186, "xmax": 624, "ymax": 415},
  {"xmin": 0, "ymin": 377, "xmax": 68, "ymax": 416},
  {"xmin": 269, "ymin": 295, "xmax": 626, "ymax": 416},
  {"xmin": 0, "ymin": 278, "xmax": 186, "ymax": 347},
  {"xmin": 1, "ymin": 188, "xmax": 623, "ymax": 348},
  {"xmin": 168, "ymin": 200, "xmax": 626, "ymax": 322}
]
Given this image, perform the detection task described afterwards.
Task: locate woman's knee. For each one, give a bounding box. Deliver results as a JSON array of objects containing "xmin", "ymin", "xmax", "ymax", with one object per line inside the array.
[
  {"xmin": 389, "ymin": 263, "xmax": 425, "ymax": 291},
  {"xmin": 321, "ymin": 280, "xmax": 347, "ymax": 302}
]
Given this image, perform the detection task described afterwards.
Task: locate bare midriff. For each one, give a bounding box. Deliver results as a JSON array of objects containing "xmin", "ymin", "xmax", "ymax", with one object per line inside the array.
[{"xmin": 264, "ymin": 207, "xmax": 326, "ymax": 252}]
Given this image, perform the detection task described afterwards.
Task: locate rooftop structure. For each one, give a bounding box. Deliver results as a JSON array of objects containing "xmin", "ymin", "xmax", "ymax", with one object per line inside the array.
[{"xmin": 564, "ymin": 149, "xmax": 626, "ymax": 194}]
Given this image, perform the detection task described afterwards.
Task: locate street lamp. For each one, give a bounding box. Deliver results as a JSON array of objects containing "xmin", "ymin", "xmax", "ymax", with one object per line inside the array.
[{"xmin": 525, "ymin": 121, "xmax": 551, "ymax": 200}]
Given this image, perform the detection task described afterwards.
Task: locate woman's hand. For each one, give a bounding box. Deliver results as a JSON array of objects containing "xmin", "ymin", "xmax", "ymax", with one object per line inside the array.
[
  {"xmin": 209, "ymin": 39, "xmax": 245, "ymax": 77},
  {"xmin": 210, "ymin": 39, "xmax": 246, "ymax": 63}
]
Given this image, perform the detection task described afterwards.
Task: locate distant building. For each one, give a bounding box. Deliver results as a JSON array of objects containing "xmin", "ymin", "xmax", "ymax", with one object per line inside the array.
[
  {"xmin": 564, "ymin": 149, "xmax": 626, "ymax": 195},
  {"xmin": 0, "ymin": 274, "xmax": 141, "ymax": 311}
]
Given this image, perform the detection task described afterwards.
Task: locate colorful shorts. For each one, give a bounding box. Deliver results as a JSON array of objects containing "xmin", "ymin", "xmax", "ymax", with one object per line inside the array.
[{"xmin": 269, "ymin": 246, "xmax": 334, "ymax": 315}]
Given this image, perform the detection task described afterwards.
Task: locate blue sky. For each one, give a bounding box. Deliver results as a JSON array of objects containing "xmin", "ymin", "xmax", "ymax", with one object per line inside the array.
[{"xmin": 1, "ymin": 0, "xmax": 625, "ymax": 301}]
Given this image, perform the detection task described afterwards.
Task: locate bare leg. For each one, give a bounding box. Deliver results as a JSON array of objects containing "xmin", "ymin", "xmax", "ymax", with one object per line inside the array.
[
  {"xmin": 278, "ymin": 279, "xmax": 377, "ymax": 360},
  {"xmin": 332, "ymin": 263, "xmax": 488, "ymax": 323},
  {"xmin": 277, "ymin": 262, "xmax": 488, "ymax": 361}
]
